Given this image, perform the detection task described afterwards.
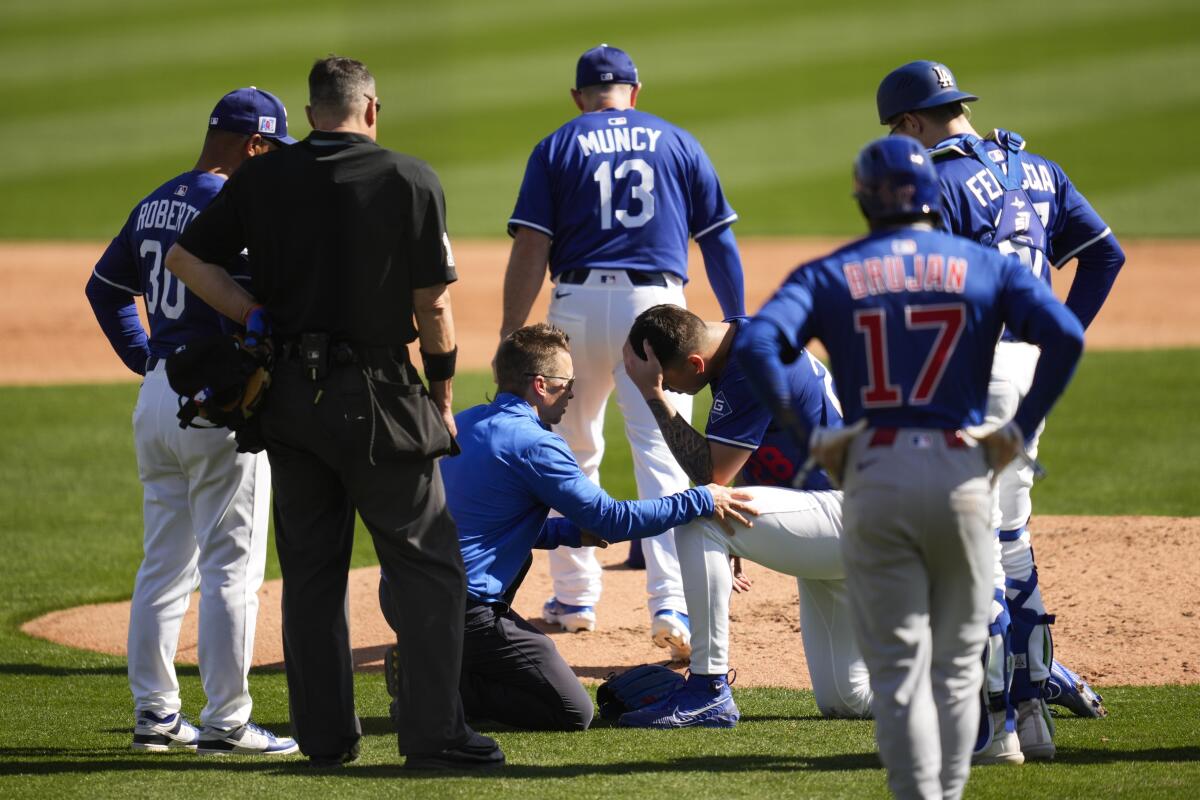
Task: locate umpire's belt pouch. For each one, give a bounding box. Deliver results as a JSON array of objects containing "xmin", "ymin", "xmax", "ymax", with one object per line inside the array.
[{"xmin": 357, "ymin": 368, "xmax": 455, "ymax": 462}]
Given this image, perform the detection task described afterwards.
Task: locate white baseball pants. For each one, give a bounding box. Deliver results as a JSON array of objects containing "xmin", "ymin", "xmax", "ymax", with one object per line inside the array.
[
  {"xmin": 674, "ymin": 486, "xmax": 871, "ymax": 718},
  {"xmin": 986, "ymin": 340, "xmax": 1051, "ymax": 688},
  {"xmin": 545, "ymin": 270, "xmax": 692, "ymax": 615},
  {"xmin": 127, "ymin": 364, "xmax": 271, "ymax": 730}
]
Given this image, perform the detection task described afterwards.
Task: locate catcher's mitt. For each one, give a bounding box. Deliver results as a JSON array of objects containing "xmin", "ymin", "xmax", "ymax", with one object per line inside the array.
[
  {"xmin": 596, "ymin": 664, "xmax": 684, "ymax": 721},
  {"xmin": 166, "ymin": 333, "xmax": 272, "ymax": 432}
]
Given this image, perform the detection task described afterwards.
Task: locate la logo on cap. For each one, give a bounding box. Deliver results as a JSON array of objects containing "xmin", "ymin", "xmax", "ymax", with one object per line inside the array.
[{"xmin": 258, "ymin": 116, "xmax": 278, "ymax": 134}]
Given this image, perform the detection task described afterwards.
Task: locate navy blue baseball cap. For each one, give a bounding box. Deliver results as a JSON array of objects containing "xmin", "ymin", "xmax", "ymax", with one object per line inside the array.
[
  {"xmin": 208, "ymin": 87, "xmax": 298, "ymax": 145},
  {"xmin": 876, "ymin": 61, "xmax": 978, "ymax": 124},
  {"xmin": 575, "ymin": 44, "xmax": 638, "ymax": 89}
]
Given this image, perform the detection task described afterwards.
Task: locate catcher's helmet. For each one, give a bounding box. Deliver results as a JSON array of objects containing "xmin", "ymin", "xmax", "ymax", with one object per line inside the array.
[
  {"xmin": 876, "ymin": 60, "xmax": 977, "ymax": 124},
  {"xmin": 853, "ymin": 135, "xmax": 941, "ymax": 225}
]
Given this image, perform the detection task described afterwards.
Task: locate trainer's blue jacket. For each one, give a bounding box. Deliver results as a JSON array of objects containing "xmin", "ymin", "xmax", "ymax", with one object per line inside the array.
[{"xmin": 441, "ymin": 393, "xmax": 715, "ymax": 604}]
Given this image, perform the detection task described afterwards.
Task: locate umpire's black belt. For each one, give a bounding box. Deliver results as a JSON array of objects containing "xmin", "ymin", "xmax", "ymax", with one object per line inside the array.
[
  {"xmin": 276, "ymin": 339, "xmax": 409, "ymax": 365},
  {"xmin": 556, "ymin": 268, "xmax": 668, "ymax": 287}
]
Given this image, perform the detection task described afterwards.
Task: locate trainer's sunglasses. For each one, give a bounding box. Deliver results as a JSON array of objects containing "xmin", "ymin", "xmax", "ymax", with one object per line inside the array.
[
  {"xmin": 527, "ymin": 373, "xmax": 575, "ymax": 392},
  {"xmin": 364, "ymin": 94, "xmax": 382, "ymax": 113}
]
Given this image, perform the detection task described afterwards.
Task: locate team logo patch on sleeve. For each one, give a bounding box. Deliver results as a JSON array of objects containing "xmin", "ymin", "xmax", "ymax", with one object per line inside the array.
[
  {"xmin": 257, "ymin": 116, "xmax": 278, "ymax": 134},
  {"xmin": 709, "ymin": 391, "xmax": 732, "ymax": 422}
]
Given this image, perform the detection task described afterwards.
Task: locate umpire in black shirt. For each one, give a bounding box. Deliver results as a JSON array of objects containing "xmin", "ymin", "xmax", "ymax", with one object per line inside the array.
[{"xmin": 167, "ymin": 56, "xmax": 503, "ymax": 771}]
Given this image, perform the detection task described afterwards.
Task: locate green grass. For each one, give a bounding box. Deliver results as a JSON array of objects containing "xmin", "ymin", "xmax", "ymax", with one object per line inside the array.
[
  {"xmin": 1, "ymin": 0, "xmax": 1198, "ymax": 239},
  {"xmin": 0, "ymin": 351, "xmax": 1197, "ymax": 794}
]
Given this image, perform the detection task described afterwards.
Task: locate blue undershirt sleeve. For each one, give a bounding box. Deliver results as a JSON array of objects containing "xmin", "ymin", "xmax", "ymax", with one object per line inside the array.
[
  {"xmin": 697, "ymin": 225, "xmax": 746, "ymax": 317},
  {"xmin": 85, "ymin": 273, "xmax": 150, "ymax": 376}
]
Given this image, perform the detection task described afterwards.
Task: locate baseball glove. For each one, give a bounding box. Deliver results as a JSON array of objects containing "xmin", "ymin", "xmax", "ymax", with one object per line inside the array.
[
  {"xmin": 596, "ymin": 664, "xmax": 684, "ymax": 721},
  {"xmin": 166, "ymin": 333, "xmax": 272, "ymax": 434}
]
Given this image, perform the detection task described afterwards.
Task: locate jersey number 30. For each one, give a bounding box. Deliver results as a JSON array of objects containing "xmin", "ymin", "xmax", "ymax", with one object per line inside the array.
[
  {"xmin": 140, "ymin": 240, "xmax": 186, "ymax": 320},
  {"xmin": 593, "ymin": 159, "xmax": 655, "ymax": 230},
  {"xmin": 854, "ymin": 304, "xmax": 965, "ymax": 407}
]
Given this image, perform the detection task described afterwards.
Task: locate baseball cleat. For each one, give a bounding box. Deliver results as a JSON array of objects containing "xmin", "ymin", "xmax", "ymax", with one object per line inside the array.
[
  {"xmin": 1045, "ymin": 659, "xmax": 1107, "ymax": 718},
  {"xmin": 651, "ymin": 609, "xmax": 691, "ymax": 661},
  {"xmin": 1016, "ymin": 698, "xmax": 1056, "ymax": 760},
  {"xmin": 131, "ymin": 710, "xmax": 200, "ymax": 752},
  {"xmin": 972, "ymin": 709, "xmax": 1024, "ymax": 766},
  {"xmin": 542, "ymin": 597, "xmax": 596, "ymax": 633},
  {"xmin": 617, "ymin": 672, "xmax": 739, "ymax": 729},
  {"xmin": 197, "ymin": 721, "xmax": 299, "ymax": 756}
]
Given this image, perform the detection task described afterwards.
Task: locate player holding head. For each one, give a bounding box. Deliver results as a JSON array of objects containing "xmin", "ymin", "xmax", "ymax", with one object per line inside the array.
[
  {"xmin": 616, "ymin": 304, "xmax": 871, "ymax": 728},
  {"xmin": 84, "ymin": 87, "xmax": 297, "ymax": 756},
  {"xmin": 877, "ymin": 60, "xmax": 1119, "ymax": 760},
  {"xmin": 424, "ymin": 323, "xmax": 757, "ymax": 731},
  {"xmin": 735, "ymin": 136, "xmax": 1085, "ymax": 798},
  {"xmin": 499, "ymin": 44, "xmax": 746, "ymax": 659}
]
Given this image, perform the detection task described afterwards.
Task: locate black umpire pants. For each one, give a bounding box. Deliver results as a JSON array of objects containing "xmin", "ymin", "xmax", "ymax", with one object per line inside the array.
[{"xmin": 261, "ymin": 357, "xmax": 469, "ymax": 759}]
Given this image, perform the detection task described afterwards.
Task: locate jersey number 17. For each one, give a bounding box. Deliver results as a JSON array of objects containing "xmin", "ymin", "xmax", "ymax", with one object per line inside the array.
[{"xmin": 854, "ymin": 303, "xmax": 965, "ymax": 408}]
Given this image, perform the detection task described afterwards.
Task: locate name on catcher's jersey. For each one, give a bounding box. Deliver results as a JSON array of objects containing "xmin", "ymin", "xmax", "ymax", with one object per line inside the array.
[
  {"xmin": 508, "ymin": 108, "xmax": 737, "ymax": 281},
  {"xmin": 91, "ymin": 170, "xmax": 248, "ymax": 357},
  {"xmin": 753, "ymin": 228, "xmax": 1062, "ymax": 430},
  {"xmin": 932, "ymin": 130, "xmax": 1113, "ymax": 295},
  {"xmin": 705, "ymin": 318, "xmax": 842, "ymax": 490}
]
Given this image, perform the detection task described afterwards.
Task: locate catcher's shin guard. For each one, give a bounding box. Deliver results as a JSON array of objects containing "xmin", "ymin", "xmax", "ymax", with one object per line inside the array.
[
  {"xmin": 975, "ymin": 589, "xmax": 1016, "ymax": 754},
  {"xmin": 1001, "ymin": 527, "xmax": 1054, "ymax": 704}
]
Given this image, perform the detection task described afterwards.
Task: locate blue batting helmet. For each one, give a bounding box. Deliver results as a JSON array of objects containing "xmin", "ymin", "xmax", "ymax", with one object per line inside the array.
[
  {"xmin": 876, "ymin": 60, "xmax": 977, "ymax": 124},
  {"xmin": 853, "ymin": 135, "xmax": 941, "ymax": 224}
]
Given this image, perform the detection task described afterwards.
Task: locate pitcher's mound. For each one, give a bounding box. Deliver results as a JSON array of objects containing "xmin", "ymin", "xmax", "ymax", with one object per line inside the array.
[{"xmin": 22, "ymin": 515, "xmax": 1200, "ymax": 688}]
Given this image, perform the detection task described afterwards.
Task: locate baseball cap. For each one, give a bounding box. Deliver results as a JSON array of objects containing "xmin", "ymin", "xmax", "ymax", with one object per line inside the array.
[
  {"xmin": 876, "ymin": 61, "xmax": 978, "ymax": 124},
  {"xmin": 575, "ymin": 44, "xmax": 638, "ymax": 90},
  {"xmin": 208, "ymin": 87, "xmax": 298, "ymax": 145}
]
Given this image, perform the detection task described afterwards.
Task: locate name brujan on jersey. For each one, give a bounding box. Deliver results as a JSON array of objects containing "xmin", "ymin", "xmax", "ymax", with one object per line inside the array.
[
  {"xmin": 965, "ymin": 160, "xmax": 1055, "ymax": 206},
  {"xmin": 135, "ymin": 197, "xmax": 201, "ymax": 234},
  {"xmin": 843, "ymin": 248, "xmax": 968, "ymax": 300},
  {"xmin": 576, "ymin": 125, "xmax": 663, "ymax": 157}
]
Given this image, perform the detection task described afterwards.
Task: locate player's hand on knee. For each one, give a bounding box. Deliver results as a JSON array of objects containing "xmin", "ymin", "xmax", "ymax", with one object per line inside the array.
[
  {"xmin": 580, "ymin": 530, "xmax": 610, "ymax": 548},
  {"xmin": 809, "ymin": 419, "xmax": 868, "ymax": 488},
  {"xmin": 705, "ymin": 485, "xmax": 758, "ymax": 535},
  {"xmin": 964, "ymin": 420, "xmax": 1024, "ymax": 473},
  {"xmin": 730, "ymin": 556, "xmax": 753, "ymax": 593}
]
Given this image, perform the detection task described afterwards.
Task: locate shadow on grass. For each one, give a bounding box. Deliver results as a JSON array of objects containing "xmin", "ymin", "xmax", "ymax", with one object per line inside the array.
[
  {"xmin": 0, "ymin": 751, "xmax": 881, "ymax": 777},
  {"xmin": 0, "ymin": 662, "xmax": 161, "ymax": 678}
]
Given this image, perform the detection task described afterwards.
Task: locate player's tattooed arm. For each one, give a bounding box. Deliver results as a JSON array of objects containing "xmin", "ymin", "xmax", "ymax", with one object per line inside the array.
[{"xmin": 646, "ymin": 397, "xmax": 714, "ymax": 486}]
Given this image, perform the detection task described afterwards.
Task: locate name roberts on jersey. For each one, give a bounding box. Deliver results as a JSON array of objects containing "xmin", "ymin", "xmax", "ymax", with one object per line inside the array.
[
  {"xmin": 135, "ymin": 196, "xmax": 203, "ymax": 234},
  {"xmin": 843, "ymin": 248, "xmax": 969, "ymax": 299},
  {"xmin": 576, "ymin": 122, "xmax": 664, "ymax": 156}
]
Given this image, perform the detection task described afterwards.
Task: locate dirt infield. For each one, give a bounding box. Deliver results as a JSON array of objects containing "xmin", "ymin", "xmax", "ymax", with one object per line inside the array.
[
  {"xmin": 22, "ymin": 516, "xmax": 1200, "ymax": 688},
  {"xmin": 9, "ymin": 238, "xmax": 1200, "ymax": 689},
  {"xmin": 3, "ymin": 239, "xmax": 1199, "ymax": 384}
]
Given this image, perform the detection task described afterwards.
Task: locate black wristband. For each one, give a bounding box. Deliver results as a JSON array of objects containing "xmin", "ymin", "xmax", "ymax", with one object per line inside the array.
[{"xmin": 421, "ymin": 347, "xmax": 458, "ymax": 382}]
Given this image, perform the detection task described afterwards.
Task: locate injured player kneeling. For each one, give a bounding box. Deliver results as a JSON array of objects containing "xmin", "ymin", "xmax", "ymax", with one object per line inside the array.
[{"xmin": 618, "ymin": 304, "xmax": 873, "ymax": 728}]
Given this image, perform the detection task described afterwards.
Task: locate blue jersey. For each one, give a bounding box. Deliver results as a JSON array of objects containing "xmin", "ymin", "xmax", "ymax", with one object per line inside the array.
[
  {"xmin": 91, "ymin": 170, "xmax": 245, "ymax": 358},
  {"xmin": 931, "ymin": 129, "xmax": 1118, "ymax": 332},
  {"xmin": 754, "ymin": 227, "xmax": 1062, "ymax": 430},
  {"xmin": 705, "ymin": 319, "xmax": 842, "ymax": 489},
  {"xmin": 442, "ymin": 394, "xmax": 714, "ymax": 603},
  {"xmin": 508, "ymin": 108, "xmax": 737, "ymax": 281}
]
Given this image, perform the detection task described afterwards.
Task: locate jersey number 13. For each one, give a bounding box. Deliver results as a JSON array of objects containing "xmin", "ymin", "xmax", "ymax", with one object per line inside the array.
[{"xmin": 593, "ymin": 159, "xmax": 655, "ymax": 230}]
